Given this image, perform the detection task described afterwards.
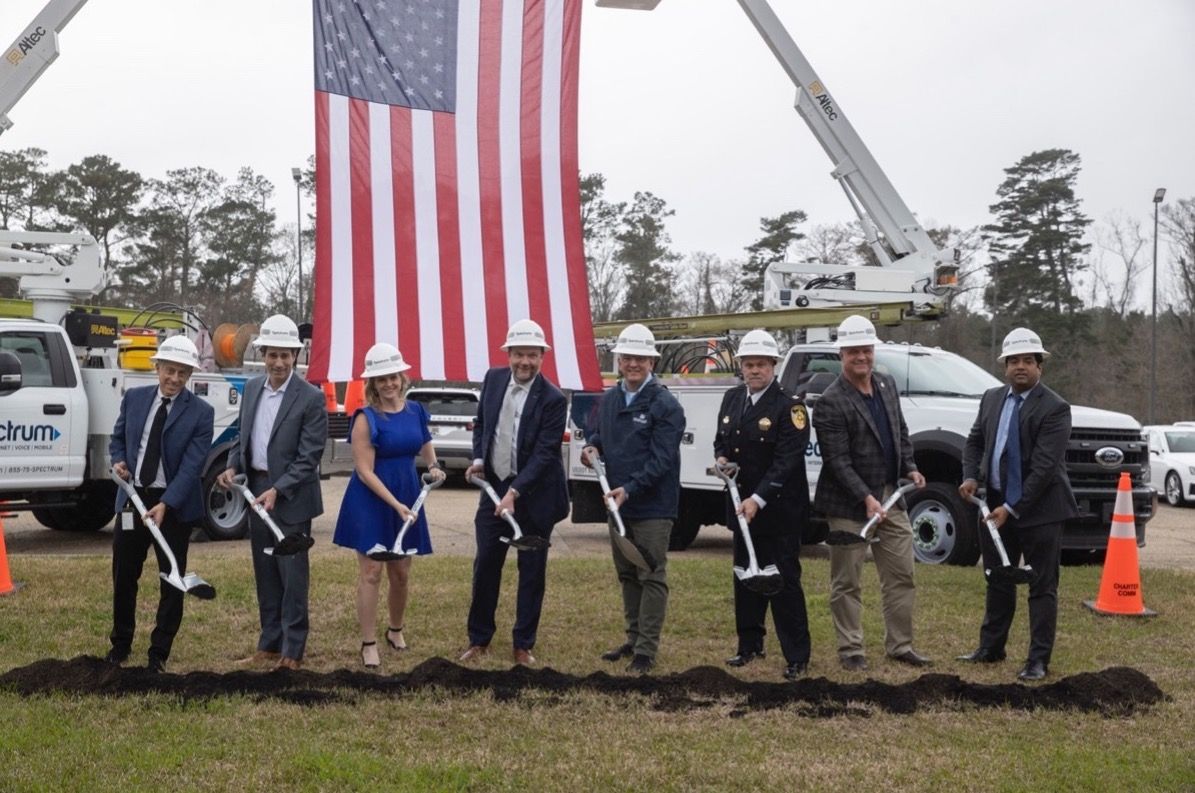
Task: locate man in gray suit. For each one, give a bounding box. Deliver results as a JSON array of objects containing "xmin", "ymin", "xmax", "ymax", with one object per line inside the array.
[
  {"xmin": 813, "ymin": 315, "xmax": 929, "ymax": 672},
  {"xmin": 959, "ymin": 328, "xmax": 1078, "ymax": 681},
  {"xmin": 218, "ymin": 314, "xmax": 327, "ymax": 670}
]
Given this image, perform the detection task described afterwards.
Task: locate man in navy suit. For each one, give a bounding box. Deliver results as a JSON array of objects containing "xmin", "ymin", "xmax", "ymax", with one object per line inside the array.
[
  {"xmin": 459, "ymin": 319, "xmax": 569, "ymax": 666},
  {"xmin": 108, "ymin": 336, "xmax": 215, "ymax": 673}
]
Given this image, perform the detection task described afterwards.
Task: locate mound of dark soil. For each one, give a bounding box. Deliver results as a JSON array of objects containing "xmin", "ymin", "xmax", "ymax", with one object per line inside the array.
[{"xmin": 0, "ymin": 657, "xmax": 1165, "ymax": 718}]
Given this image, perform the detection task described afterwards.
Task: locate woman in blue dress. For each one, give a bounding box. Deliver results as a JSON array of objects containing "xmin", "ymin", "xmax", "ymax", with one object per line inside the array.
[{"xmin": 333, "ymin": 343, "xmax": 445, "ymax": 668}]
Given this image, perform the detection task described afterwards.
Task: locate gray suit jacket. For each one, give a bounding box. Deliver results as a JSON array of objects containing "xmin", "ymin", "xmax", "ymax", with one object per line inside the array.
[
  {"xmin": 813, "ymin": 371, "xmax": 918, "ymax": 522},
  {"xmin": 227, "ymin": 373, "xmax": 328, "ymax": 524},
  {"xmin": 962, "ymin": 382, "xmax": 1079, "ymax": 527}
]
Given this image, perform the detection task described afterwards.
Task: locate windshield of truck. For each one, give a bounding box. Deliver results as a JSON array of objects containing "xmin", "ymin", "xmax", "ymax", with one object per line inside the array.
[
  {"xmin": 876, "ymin": 349, "xmax": 1001, "ymax": 398},
  {"xmin": 407, "ymin": 391, "xmax": 478, "ymax": 418},
  {"xmin": 1165, "ymin": 432, "xmax": 1195, "ymax": 453}
]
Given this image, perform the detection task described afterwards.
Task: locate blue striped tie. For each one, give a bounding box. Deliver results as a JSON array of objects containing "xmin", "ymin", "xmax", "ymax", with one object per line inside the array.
[{"xmin": 1003, "ymin": 395, "xmax": 1023, "ymax": 507}]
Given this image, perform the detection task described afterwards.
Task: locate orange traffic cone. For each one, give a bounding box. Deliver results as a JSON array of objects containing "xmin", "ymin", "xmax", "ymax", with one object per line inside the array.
[
  {"xmin": 343, "ymin": 379, "xmax": 366, "ymax": 416},
  {"xmin": 0, "ymin": 511, "xmax": 22, "ymax": 597},
  {"xmin": 1084, "ymin": 472, "xmax": 1156, "ymax": 616}
]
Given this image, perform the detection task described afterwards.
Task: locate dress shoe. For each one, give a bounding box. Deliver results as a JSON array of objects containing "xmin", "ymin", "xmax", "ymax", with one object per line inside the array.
[
  {"xmin": 725, "ymin": 650, "xmax": 765, "ymax": 668},
  {"xmin": 458, "ymin": 645, "xmax": 489, "ymax": 662},
  {"xmin": 601, "ymin": 642, "xmax": 634, "ymax": 662},
  {"xmin": 627, "ymin": 654, "xmax": 655, "ymax": 674},
  {"xmin": 1017, "ymin": 660, "xmax": 1048, "ymax": 681},
  {"xmin": 104, "ymin": 648, "xmax": 129, "ymax": 666},
  {"xmin": 275, "ymin": 657, "xmax": 302, "ymax": 671},
  {"xmin": 146, "ymin": 656, "xmax": 166, "ymax": 674},
  {"xmin": 783, "ymin": 662, "xmax": 808, "ymax": 681},
  {"xmin": 889, "ymin": 649, "xmax": 933, "ymax": 667},
  {"xmin": 513, "ymin": 648, "xmax": 536, "ymax": 666},
  {"xmin": 956, "ymin": 647, "xmax": 1006, "ymax": 663},
  {"xmin": 234, "ymin": 650, "xmax": 281, "ymax": 667},
  {"xmin": 839, "ymin": 655, "xmax": 868, "ymax": 672}
]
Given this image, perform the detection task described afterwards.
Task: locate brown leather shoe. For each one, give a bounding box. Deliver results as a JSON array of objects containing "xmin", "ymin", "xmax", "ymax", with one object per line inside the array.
[
  {"xmin": 274, "ymin": 657, "xmax": 302, "ymax": 671},
  {"xmin": 234, "ymin": 650, "xmax": 280, "ymax": 667},
  {"xmin": 458, "ymin": 645, "xmax": 489, "ymax": 662},
  {"xmin": 513, "ymin": 648, "xmax": 536, "ymax": 666}
]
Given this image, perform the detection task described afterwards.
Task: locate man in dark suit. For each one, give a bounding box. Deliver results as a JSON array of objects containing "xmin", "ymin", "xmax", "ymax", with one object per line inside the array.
[
  {"xmin": 714, "ymin": 330, "xmax": 812, "ymax": 681},
  {"xmin": 959, "ymin": 327, "xmax": 1078, "ymax": 681},
  {"xmin": 459, "ymin": 319, "xmax": 569, "ymax": 666},
  {"xmin": 813, "ymin": 315, "xmax": 929, "ymax": 672},
  {"xmin": 218, "ymin": 314, "xmax": 328, "ymax": 670},
  {"xmin": 108, "ymin": 336, "xmax": 215, "ymax": 673}
]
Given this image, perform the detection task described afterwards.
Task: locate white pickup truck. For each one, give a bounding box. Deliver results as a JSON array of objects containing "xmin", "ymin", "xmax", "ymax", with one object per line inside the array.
[{"xmin": 566, "ymin": 341, "xmax": 1153, "ymax": 565}]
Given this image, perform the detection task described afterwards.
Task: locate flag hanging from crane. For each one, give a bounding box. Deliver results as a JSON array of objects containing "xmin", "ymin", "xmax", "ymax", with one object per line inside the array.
[{"xmin": 308, "ymin": 0, "xmax": 601, "ymax": 389}]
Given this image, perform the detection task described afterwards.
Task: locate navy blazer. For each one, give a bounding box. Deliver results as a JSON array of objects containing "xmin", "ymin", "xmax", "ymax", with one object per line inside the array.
[
  {"xmin": 110, "ymin": 384, "xmax": 215, "ymax": 524},
  {"xmin": 472, "ymin": 367, "xmax": 569, "ymax": 531},
  {"xmin": 963, "ymin": 383, "xmax": 1079, "ymax": 527}
]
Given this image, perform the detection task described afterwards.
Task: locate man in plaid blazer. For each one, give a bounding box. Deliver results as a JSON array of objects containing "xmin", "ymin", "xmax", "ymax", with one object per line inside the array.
[{"xmin": 812, "ymin": 315, "xmax": 930, "ymax": 672}]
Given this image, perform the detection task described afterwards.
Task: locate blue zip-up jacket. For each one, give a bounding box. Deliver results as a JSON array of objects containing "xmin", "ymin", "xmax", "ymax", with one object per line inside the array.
[{"xmin": 587, "ymin": 377, "xmax": 686, "ymax": 521}]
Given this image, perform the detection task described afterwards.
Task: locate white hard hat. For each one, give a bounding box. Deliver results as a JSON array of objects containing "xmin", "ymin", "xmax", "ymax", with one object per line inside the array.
[
  {"xmin": 998, "ymin": 327, "xmax": 1050, "ymax": 361},
  {"xmin": 834, "ymin": 315, "xmax": 879, "ymax": 349},
  {"xmin": 360, "ymin": 342, "xmax": 411, "ymax": 378},
  {"xmin": 150, "ymin": 336, "xmax": 200, "ymax": 369},
  {"xmin": 501, "ymin": 318, "xmax": 551, "ymax": 350},
  {"xmin": 252, "ymin": 314, "xmax": 304, "ymax": 349},
  {"xmin": 610, "ymin": 323, "xmax": 660, "ymax": 357},
  {"xmin": 734, "ymin": 329, "xmax": 781, "ymax": 360}
]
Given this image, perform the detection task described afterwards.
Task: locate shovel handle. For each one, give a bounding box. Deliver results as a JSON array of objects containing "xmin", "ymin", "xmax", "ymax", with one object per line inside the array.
[
  {"xmin": 966, "ymin": 493, "xmax": 1016, "ymax": 568},
  {"xmin": 230, "ymin": 474, "xmax": 287, "ymax": 541},
  {"xmin": 859, "ymin": 481, "xmax": 918, "ymax": 537},
  {"xmin": 469, "ymin": 474, "xmax": 524, "ymax": 535}
]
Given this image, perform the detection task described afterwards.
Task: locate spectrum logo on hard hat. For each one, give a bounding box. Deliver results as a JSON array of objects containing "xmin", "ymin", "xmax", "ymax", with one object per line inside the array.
[
  {"xmin": 501, "ymin": 319, "xmax": 551, "ymax": 350},
  {"xmin": 834, "ymin": 315, "xmax": 879, "ymax": 349},
  {"xmin": 998, "ymin": 327, "xmax": 1050, "ymax": 360}
]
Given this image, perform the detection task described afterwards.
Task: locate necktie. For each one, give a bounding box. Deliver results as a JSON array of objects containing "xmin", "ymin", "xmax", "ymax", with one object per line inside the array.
[
  {"xmin": 492, "ymin": 385, "xmax": 521, "ymax": 480},
  {"xmin": 1002, "ymin": 394, "xmax": 1023, "ymax": 506},
  {"xmin": 139, "ymin": 397, "xmax": 171, "ymax": 487}
]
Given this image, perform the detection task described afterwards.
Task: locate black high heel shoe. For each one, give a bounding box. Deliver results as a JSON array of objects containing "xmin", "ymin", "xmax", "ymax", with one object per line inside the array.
[
  {"xmin": 361, "ymin": 640, "xmax": 380, "ymax": 668},
  {"xmin": 385, "ymin": 626, "xmax": 407, "ymax": 651}
]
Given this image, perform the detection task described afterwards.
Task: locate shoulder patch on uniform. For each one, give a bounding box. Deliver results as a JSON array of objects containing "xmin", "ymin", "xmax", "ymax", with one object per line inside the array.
[{"xmin": 791, "ymin": 404, "xmax": 808, "ymax": 430}]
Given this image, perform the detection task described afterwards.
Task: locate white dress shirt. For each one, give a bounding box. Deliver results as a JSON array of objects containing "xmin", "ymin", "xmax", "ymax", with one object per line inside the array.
[
  {"xmin": 134, "ymin": 388, "xmax": 174, "ymax": 489},
  {"xmin": 250, "ymin": 371, "xmax": 293, "ymax": 473}
]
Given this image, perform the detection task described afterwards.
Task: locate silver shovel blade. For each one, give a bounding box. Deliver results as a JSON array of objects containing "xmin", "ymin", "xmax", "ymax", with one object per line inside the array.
[
  {"xmin": 159, "ymin": 572, "xmax": 216, "ymax": 599},
  {"xmin": 611, "ymin": 528, "xmax": 655, "ymax": 572},
  {"xmin": 734, "ymin": 565, "xmax": 785, "ymax": 596},
  {"xmin": 988, "ymin": 565, "xmax": 1034, "ymax": 585}
]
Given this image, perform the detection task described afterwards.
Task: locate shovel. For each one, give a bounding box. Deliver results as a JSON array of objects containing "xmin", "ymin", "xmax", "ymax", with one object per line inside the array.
[
  {"xmin": 592, "ymin": 457, "xmax": 657, "ymax": 573},
  {"xmin": 825, "ymin": 481, "xmax": 917, "ymax": 546},
  {"xmin": 229, "ymin": 475, "xmax": 315, "ymax": 557},
  {"xmin": 712, "ymin": 463, "xmax": 783, "ymax": 596},
  {"xmin": 966, "ymin": 494, "xmax": 1034, "ymax": 584},
  {"xmin": 468, "ymin": 475, "xmax": 550, "ymax": 551},
  {"xmin": 109, "ymin": 469, "xmax": 216, "ymax": 600},
  {"xmin": 366, "ymin": 472, "xmax": 444, "ymax": 561}
]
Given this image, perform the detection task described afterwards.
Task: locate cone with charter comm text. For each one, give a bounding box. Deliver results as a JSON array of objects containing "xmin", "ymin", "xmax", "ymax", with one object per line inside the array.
[
  {"xmin": 1084, "ymin": 472, "xmax": 1156, "ymax": 616},
  {"xmin": 0, "ymin": 510, "xmax": 22, "ymax": 597}
]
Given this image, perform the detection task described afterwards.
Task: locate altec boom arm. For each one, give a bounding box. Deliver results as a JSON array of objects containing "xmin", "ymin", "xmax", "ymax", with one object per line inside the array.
[{"xmin": 1, "ymin": 0, "xmax": 89, "ymax": 135}]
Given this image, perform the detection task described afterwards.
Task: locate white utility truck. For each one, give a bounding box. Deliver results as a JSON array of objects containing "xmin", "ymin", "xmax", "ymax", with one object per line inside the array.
[{"xmin": 574, "ymin": 1, "xmax": 1153, "ymax": 564}]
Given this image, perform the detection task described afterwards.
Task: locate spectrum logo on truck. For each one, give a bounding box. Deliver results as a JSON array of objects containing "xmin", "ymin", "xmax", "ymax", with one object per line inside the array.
[{"xmin": 0, "ymin": 420, "xmax": 61, "ymax": 443}]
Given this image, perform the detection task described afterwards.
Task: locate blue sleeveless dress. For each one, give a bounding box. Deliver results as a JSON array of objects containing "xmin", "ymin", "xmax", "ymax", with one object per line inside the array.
[{"xmin": 333, "ymin": 403, "xmax": 434, "ymax": 556}]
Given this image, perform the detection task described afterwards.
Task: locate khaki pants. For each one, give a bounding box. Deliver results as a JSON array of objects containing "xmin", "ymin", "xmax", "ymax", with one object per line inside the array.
[
  {"xmin": 828, "ymin": 495, "xmax": 916, "ymax": 659},
  {"xmin": 610, "ymin": 517, "xmax": 671, "ymax": 660}
]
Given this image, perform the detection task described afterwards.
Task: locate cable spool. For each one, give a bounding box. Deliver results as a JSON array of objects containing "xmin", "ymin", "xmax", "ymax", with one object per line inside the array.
[{"xmin": 212, "ymin": 323, "xmax": 257, "ymax": 368}]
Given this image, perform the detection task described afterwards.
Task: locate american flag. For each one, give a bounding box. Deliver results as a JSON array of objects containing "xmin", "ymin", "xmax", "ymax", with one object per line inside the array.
[{"xmin": 307, "ymin": 0, "xmax": 602, "ymax": 391}]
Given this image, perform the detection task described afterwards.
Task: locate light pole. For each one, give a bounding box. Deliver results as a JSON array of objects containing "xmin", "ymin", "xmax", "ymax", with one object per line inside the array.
[
  {"xmin": 292, "ymin": 167, "xmax": 303, "ymax": 319},
  {"xmin": 1150, "ymin": 187, "xmax": 1166, "ymax": 425}
]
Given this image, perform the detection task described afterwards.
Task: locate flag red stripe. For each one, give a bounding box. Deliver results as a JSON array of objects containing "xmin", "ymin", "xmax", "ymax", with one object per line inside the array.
[
  {"xmin": 477, "ymin": 0, "xmax": 509, "ymax": 358},
  {"xmin": 348, "ymin": 98, "xmax": 376, "ymax": 379},
  {"xmin": 390, "ymin": 105, "xmax": 421, "ymax": 373},
  {"xmin": 557, "ymin": 0, "xmax": 600, "ymax": 389},
  {"xmin": 433, "ymin": 112, "xmax": 467, "ymax": 380},
  {"xmin": 309, "ymin": 90, "xmax": 333, "ymax": 384},
  {"xmin": 519, "ymin": 0, "xmax": 556, "ymax": 383}
]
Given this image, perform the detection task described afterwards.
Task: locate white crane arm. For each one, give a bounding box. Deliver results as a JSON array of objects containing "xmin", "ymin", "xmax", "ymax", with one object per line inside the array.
[{"xmin": 1, "ymin": 0, "xmax": 89, "ymax": 135}]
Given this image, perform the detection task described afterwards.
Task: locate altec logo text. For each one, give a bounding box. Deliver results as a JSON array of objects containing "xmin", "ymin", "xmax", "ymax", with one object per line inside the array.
[{"xmin": 0, "ymin": 421, "xmax": 61, "ymax": 442}]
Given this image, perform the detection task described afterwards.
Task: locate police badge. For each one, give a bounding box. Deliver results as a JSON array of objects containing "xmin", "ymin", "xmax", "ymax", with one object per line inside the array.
[
  {"xmin": 791, "ymin": 404, "xmax": 807, "ymax": 430},
  {"xmin": 758, "ymin": 417, "xmax": 772, "ymax": 431}
]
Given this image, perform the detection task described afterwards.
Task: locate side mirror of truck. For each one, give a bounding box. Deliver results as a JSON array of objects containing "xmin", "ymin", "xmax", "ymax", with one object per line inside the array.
[{"xmin": 0, "ymin": 351, "xmax": 22, "ymax": 395}]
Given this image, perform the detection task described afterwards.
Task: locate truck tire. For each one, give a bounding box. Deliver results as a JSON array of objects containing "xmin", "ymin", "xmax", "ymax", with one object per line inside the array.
[
  {"xmin": 36, "ymin": 481, "xmax": 116, "ymax": 532},
  {"xmin": 1164, "ymin": 471, "xmax": 1184, "ymax": 507},
  {"xmin": 202, "ymin": 463, "xmax": 248, "ymax": 541},
  {"xmin": 669, "ymin": 493, "xmax": 705, "ymax": 551},
  {"xmin": 906, "ymin": 482, "xmax": 980, "ymax": 566}
]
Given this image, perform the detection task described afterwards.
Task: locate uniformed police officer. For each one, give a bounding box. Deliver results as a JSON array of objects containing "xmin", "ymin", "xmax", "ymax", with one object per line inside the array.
[{"xmin": 714, "ymin": 329, "xmax": 812, "ymax": 680}]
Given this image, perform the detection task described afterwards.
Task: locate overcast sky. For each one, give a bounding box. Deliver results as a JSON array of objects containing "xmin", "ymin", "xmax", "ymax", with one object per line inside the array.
[{"xmin": 5, "ymin": 0, "xmax": 1194, "ymax": 279}]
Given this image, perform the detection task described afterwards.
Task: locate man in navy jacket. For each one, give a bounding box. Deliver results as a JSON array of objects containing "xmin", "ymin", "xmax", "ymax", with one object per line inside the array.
[
  {"xmin": 459, "ymin": 319, "xmax": 569, "ymax": 666},
  {"xmin": 108, "ymin": 336, "xmax": 214, "ymax": 673},
  {"xmin": 582, "ymin": 323, "xmax": 686, "ymax": 674}
]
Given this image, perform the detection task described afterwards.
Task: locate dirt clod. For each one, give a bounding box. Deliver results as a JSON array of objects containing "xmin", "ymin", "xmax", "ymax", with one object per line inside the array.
[{"xmin": 0, "ymin": 657, "xmax": 1165, "ymax": 717}]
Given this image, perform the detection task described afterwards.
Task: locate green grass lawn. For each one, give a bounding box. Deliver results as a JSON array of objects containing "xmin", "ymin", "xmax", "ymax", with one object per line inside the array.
[{"xmin": 1, "ymin": 550, "xmax": 1193, "ymax": 792}]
